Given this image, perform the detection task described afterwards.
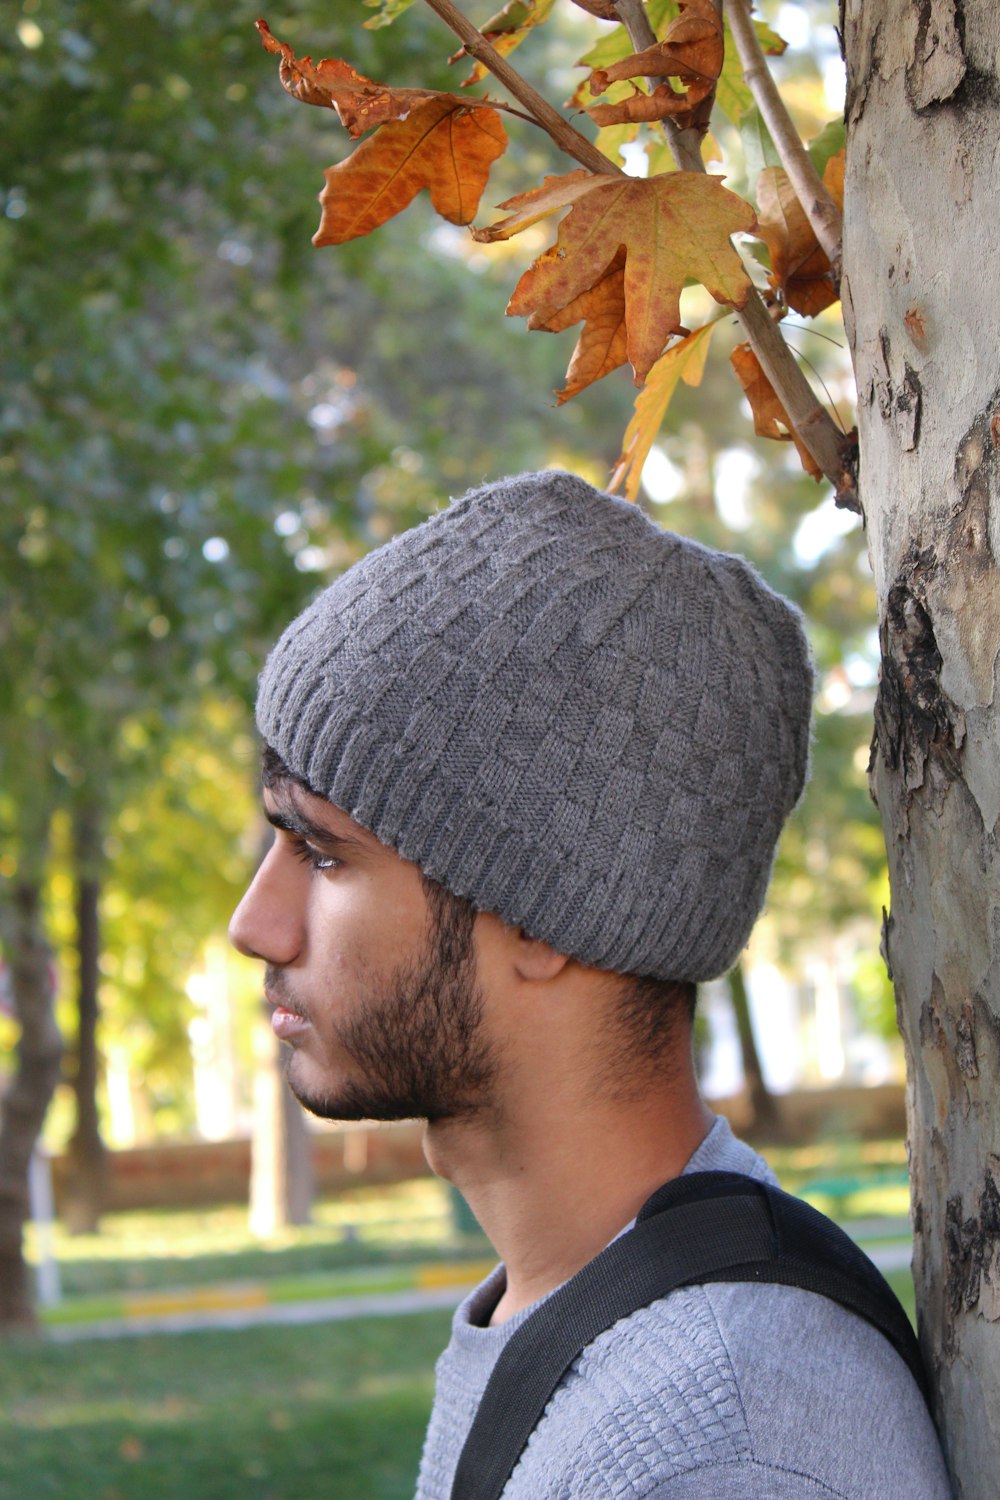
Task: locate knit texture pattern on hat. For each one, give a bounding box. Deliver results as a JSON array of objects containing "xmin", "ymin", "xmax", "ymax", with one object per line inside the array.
[{"xmin": 256, "ymin": 470, "xmax": 812, "ymax": 982}]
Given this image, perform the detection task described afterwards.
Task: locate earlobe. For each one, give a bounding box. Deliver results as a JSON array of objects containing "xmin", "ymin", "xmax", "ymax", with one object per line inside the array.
[{"xmin": 513, "ymin": 932, "xmax": 571, "ymax": 983}]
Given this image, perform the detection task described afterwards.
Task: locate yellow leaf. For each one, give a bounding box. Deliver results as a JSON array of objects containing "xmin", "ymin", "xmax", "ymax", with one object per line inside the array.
[
  {"xmin": 454, "ymin": 0, "xmax": 557, "ymax": 87},
  {"xmin": 610, "ymin": 323, "xmax": 717, "ymax": 500},
  {"xmin": 315, "ymin": 98, "xmax": 508, "ymax": 244},
  {"xmin": 507, "ymin": 173, "xmax": 755, "ymax": 384}
]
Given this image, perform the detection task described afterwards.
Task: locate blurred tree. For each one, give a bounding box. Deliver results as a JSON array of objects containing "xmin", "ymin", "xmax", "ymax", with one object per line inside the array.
[{"xmin": 0, "ymin": 0, "xmax": 630, "ymax": 1302}]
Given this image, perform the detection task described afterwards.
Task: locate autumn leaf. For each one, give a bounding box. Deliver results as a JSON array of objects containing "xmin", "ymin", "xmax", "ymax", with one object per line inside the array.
[
  {"xmin": 756, "ymin": 151, "xmax": 844, "ymax": 316},
  {"xmin": 527, "ymin": 251, "xmax": 628, "ymax": 402},
  {"xmin": 586, "ymin": 0, "xmax": 722, "ymax": 129},
  {"xmin": 730, "ymin": 342, "xmax": 823, "ymax": 480},
  {"xmin": 505, "ymin": 172, "xmax": 755, "ymax": 384},
  {"xmin": 315, "ymin": 98, "xmax": 508, "ymax": 245},
  {"xmin": 610, "ymin": 323, "xmax": 717, "ymax": 500},
  {"xmin": 452, "ymin": 0, "xmax": 557, "ymax": 87},
  {"xmin": 256, "ymin": 20, "xmax": 440, "ymax": 137},
  {"xmin": 472, "ymin": 170, "xmax": 606, "ymax": 242}
]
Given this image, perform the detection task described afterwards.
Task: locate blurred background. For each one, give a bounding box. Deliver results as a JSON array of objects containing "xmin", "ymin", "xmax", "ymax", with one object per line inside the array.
[{"xmin": 1, "ymin": 1, "xmax": 908, "ymax": 1496}]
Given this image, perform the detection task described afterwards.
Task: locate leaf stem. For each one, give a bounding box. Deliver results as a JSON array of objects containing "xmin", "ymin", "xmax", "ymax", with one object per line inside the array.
[
  {"xmin": 724, "ymin": 0, "xmax": 842, "ymax": 270},
  {"xmin": 419, "ymin": 0, "xmax": 621, "ymax": 176}
]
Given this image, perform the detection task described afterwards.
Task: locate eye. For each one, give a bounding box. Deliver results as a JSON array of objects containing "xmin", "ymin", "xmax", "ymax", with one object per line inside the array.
[{"xmin": 288, "ymin": 835, "xmax": 339, "ymax": 872}]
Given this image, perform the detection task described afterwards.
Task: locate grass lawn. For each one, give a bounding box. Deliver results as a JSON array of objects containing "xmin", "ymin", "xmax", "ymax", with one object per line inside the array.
[
  {"xmin": 0, "ymin": 1309, "xmax": 454, "ymax": 1500},
  {"xmin": 6, "ymin": 1146, "xmax": 917, "ymax": 1499},
  {"xmin": 29, "ymin": 1179, "xmax": 491, "ymax": 1302}
]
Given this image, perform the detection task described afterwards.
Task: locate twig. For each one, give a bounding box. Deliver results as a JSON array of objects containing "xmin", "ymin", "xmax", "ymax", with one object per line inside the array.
[
  {"xmin": 724, "ymin": 0, "xmax": 842, "ymax": 270},
  {"xmin": 420, "ymin": 0, "xmax": 621, "ymax": 176},
  {"xmin": 739, "ymin": 293, "xmax": 858, "ymax": 509},
  {"xmin": 614, "ymin": 0, "xmax": 855, "ymax": 506}
]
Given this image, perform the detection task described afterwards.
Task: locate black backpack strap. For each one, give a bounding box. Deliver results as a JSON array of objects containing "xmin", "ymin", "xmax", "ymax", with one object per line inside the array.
[{"xmin": 450, "ymin": 1170, "xmax": 927, "ymax": 1500}]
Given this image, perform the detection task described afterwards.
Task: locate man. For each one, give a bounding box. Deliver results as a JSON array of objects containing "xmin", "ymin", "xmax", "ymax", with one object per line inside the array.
[{"xmin": 230, "ymin": 470, "xmax": 950, "ymax": 1498}]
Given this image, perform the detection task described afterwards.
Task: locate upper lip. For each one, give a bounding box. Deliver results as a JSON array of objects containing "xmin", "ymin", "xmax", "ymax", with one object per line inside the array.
[{"xmin": 265, "ymin": 987, "xmax": 304, "ymax": 1018}]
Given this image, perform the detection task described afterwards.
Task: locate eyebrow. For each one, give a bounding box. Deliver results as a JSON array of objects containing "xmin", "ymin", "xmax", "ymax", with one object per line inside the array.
[{"xmin": 264, "ymin": 802, "xmax": 368, "ymax": 854}]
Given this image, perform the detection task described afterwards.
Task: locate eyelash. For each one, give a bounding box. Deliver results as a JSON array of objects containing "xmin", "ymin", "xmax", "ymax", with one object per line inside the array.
[{"xmin": 288, "ymin": 836, "xmax": 339, "ymax": 873}]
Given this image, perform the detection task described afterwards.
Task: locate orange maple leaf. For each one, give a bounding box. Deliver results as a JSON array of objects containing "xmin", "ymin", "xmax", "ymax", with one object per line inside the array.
[
  {"xmin": 730, "ymin": 342, "xmax": 823, "ymax": 480},
  {"xmin": 586, "ymin": 0, "xmax": 723, "ymax": 129},
  {"xmin": 314, "ymin": 97, "xmax": 508, "ymax": 245},
  {"xmin": 527, "ymin": 251, "xmax": 629, "ymax": 402},
  {"xmin": 756, "ymin": 151, "xmax": 845, "ymax": 317},
  {"xmin": 257, "ymin": 19, "xmax": 442, "ymax": 136},
  {"xmin": 506, "ymin": 172, "xmax": 755, "ymax": 384}
]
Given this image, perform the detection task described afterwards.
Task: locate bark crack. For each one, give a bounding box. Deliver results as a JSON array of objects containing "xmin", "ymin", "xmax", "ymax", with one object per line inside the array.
[
  {"xmin": 870, "ymin": 551, "xmax": 964, "ymax": 806},
  {"xmin": 906, "ymin": 0, "xmax": 967, "ymax": 111}
]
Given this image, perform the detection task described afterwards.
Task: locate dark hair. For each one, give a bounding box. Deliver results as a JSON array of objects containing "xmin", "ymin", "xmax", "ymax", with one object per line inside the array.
[{"xmin": 260, "ymin": 741, "xmax": 695, "ymax": 1051}]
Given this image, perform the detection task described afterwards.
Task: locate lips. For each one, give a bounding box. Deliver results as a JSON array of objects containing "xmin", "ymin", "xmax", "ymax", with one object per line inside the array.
[{"xmin": 264, "ymin": 980, "xmax": 311, "ymax": 1041}]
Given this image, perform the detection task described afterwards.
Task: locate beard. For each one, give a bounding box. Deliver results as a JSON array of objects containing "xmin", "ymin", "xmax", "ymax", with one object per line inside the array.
[{"xmin": 271, "ymin": 885, "xmax": 499, "ymax": 1125}]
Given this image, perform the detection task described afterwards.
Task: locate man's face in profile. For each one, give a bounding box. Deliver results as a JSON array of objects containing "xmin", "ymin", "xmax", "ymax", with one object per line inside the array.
[{"xmin": 229, "ymin": 773, "xmax": 499, "ymax": 1123}]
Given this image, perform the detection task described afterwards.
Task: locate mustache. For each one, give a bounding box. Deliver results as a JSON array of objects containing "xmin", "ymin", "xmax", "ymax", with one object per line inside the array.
[{"xmin": 264, "ymin": 967, "xmax": 309, "ymax": 1021}]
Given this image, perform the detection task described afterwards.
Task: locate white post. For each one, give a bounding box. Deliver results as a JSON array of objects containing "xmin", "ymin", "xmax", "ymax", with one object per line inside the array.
[{"xmin": 28, "ymin": 1144, "xmax": 61, "ymax": 1307}]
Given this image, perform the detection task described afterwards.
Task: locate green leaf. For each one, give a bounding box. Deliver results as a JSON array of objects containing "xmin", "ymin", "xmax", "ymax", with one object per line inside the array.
[
  {"xmin": 739, "ymin": 105, "xmax": 782, "ymax": 202},
  {"xmin": 715, "ymin": 17, "xmax": 787, "ymax": 126},
  {"xmin": 808, "ymin": 118, "xmax": 847, "ymax": 177},
  {"xmin": 362, "ymin": 0, "xmax": 418, "ymax": 31},
  {"xmin": 576, "ymin": 0, "xmax": 678, "ymax": 72}
]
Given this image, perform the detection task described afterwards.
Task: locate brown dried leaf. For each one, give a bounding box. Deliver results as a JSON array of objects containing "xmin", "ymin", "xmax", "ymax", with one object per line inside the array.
[
  {"xmin": 315, "ymin": 98, "xmax": 508, "ymax": 244},
  {"xmin": 508, "ymin": 173, "xmax": 755, "ymax": 384},
  {"xmin": 587, "ymin": 82, "xmax": 698, "ymax": 127},
  {"xmin": 730, "ymin": 342, "xmax": 823, "ymax": 480},
  {"xmin": 756, "ymin": 151, "xmax": 845, "ymax": 317},
  {"xmin": 257, "ymin": 19, "xmax": 440, "ymax": 136},
  {"xmin": 586, "ymin": 0, "xmax": 722, "ymax": 128}
]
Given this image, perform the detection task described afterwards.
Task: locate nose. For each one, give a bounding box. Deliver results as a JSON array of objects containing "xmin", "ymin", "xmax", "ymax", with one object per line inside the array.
[{"xmin": 228, "ymin": 842, "xmax": 304, "ymax": 966}]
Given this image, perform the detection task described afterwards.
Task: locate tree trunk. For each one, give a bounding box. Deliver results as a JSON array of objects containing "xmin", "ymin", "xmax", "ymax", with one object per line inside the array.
[
  {"xmin": 728, "ymin": 961, "xmax": 783, "ymax": 1140},
  {"xmin": 0, "ymin": 877, "xmax": 63, "ymax": 1331},
  {"xmin": 249, "ymin": 1002, "xmax": 313, "ymax": 1236},
  {"xmin": 842, "ymin": 5, "xmax": 1000, "ymax": 1491},
  {"xmin": 63, "ymin": 802, "xmax": 107, "ymax": 1235}
]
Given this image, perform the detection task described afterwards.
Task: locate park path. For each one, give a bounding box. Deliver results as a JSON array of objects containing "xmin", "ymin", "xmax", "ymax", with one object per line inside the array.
[{"xmin": 45, "ymin": 1232, "xmax": 912, "ymax": 1343}]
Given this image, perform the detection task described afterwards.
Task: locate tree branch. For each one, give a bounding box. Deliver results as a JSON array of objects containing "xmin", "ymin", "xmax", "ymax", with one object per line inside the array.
[
  {"xmin": 738, "ymin": 292, "xmax": 858, "ymax": 509},
  {"xmin": 615, "ymin": 0, "xmax": 855, "ymax": 506},
  {"xmin": 420, "ymin": 0, "xmax": 621, "ymax": 176},
  {"xmin": 724, "ymin": 0, "xmax": 842, "ymax": 270}
]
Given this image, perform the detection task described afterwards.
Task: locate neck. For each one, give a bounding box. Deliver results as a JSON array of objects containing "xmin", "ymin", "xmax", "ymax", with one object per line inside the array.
[{"xmin": 423, "ymin": 1056, "xmax": 714, "ymax": 1324}]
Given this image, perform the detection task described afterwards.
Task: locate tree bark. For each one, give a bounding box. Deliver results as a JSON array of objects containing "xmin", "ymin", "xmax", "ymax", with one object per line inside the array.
[
  {"xmin": 0, "ymin": 876, "xmax": 63, "ymax": 1331},
  {"xmin": 63, "ymin": 802, "xmax": 107, "ymax": 1235},
  {"xmin": 842, "ymin": 4, "xmax": 1000, "ymax": 1491}
]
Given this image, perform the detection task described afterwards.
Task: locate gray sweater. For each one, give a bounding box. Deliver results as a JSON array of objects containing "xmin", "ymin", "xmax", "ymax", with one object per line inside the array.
[{"xmin": 415, "ymin": 1118, "xmax": 951, "ymax": 1499}]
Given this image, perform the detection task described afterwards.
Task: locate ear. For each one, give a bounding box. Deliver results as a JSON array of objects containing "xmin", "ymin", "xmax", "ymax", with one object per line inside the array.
[{"xmin": 512, "ymin": 931, "xmax": 571, "ymax": 983}]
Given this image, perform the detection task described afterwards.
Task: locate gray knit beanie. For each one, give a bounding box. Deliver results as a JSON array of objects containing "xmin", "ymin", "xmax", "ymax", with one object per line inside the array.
[{"xmin": 256, "ymin": 470, "xmax": 812, "ymax": 982}]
